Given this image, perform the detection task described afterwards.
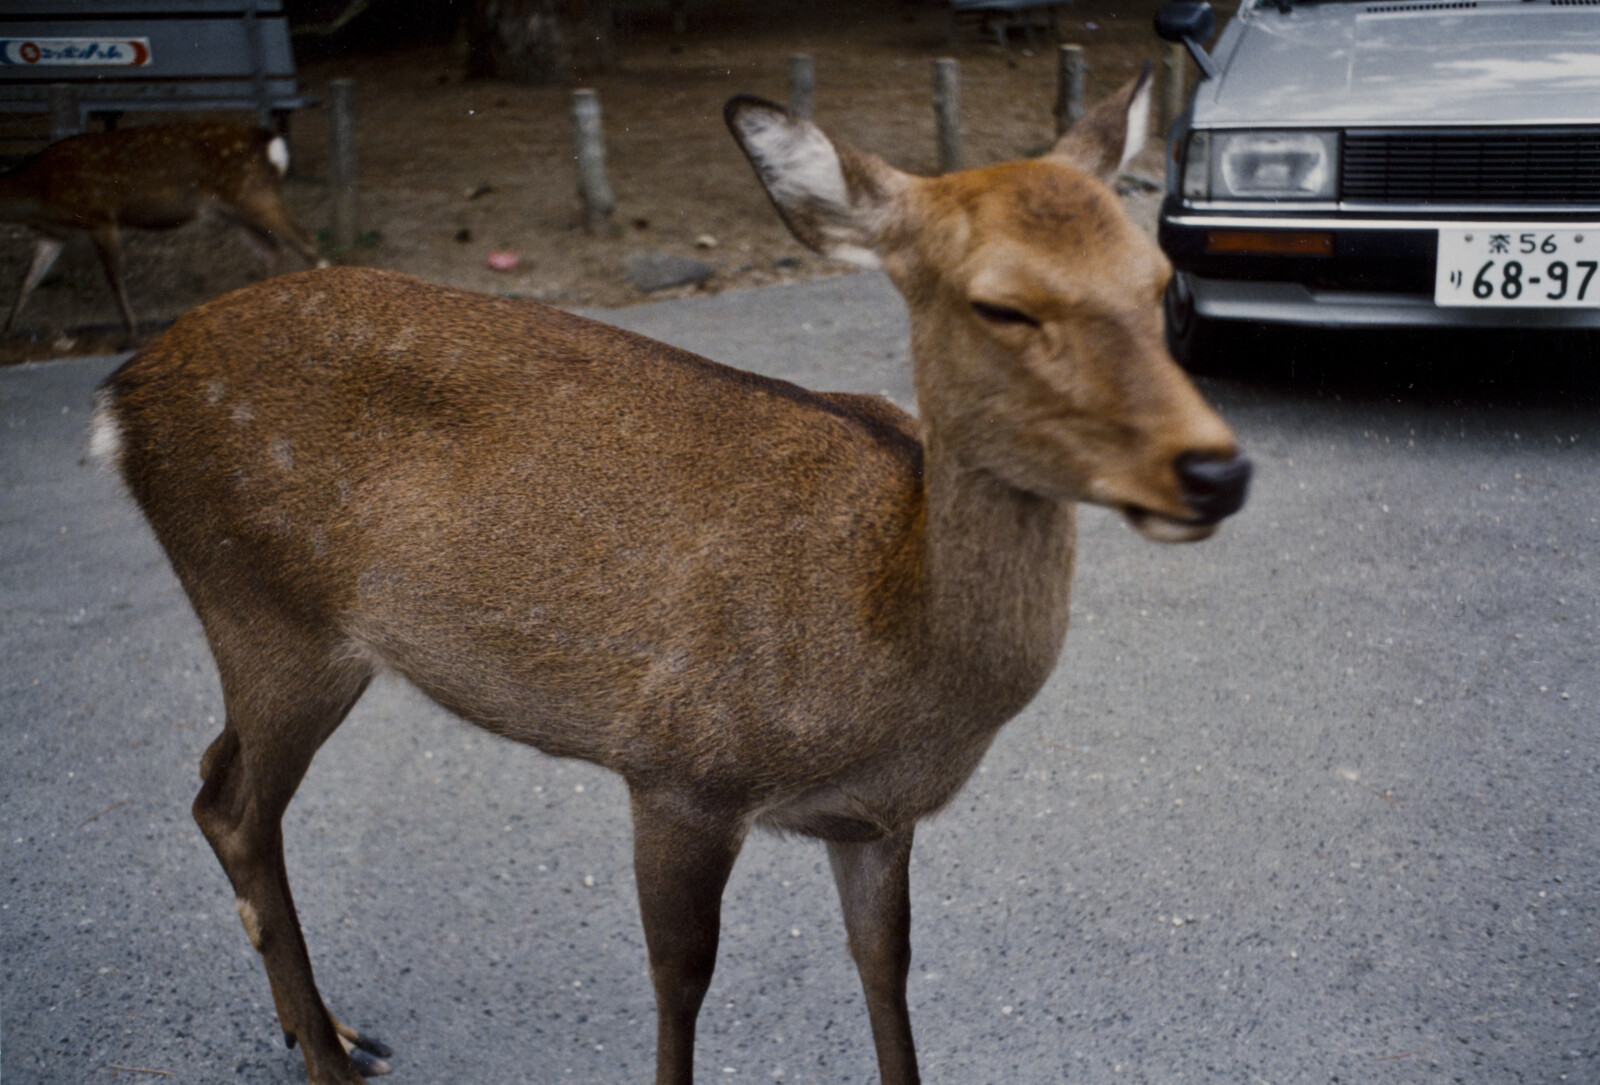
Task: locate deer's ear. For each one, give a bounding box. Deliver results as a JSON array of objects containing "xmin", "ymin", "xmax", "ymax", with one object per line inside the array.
[
  {"xmin": 725, "ymin": 95, "xmax": 908, "ymax": 270},
  {"xmin": 1046, "ymin": 62, "xmax": 1155, "ymax": 185}
]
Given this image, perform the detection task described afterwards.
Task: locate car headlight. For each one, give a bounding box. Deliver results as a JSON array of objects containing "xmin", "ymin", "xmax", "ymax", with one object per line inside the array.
[{"xmin": 1181, "ymin": 130, "xmax": 1339, "ymax": 201}]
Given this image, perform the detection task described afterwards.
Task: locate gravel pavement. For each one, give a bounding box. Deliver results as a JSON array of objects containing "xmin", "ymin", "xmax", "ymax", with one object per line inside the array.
[{"xmin": 3, "ymin": 273, "xmax": 1597, "ymax": 1084}]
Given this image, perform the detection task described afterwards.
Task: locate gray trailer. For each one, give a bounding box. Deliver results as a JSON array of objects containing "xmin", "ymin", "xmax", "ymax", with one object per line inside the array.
[{"xmin": 0, "ymin": 0, "xmax": 314, "ymax": 135}]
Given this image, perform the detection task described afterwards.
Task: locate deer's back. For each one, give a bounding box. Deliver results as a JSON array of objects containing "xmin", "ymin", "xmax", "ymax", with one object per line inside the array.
[{"xmin": 102, "ymin": 268, "xmax": 930, "ymax": 794}]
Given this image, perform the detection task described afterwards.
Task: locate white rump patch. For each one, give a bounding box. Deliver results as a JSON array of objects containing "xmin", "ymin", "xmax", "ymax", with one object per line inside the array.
[
  {"xmin": 87, "ymin": 391, "xmax": 124, "ymax": 470},
  {"xmin": 267, "ymin": 135, "xmax": 290, "ymax": 177}
]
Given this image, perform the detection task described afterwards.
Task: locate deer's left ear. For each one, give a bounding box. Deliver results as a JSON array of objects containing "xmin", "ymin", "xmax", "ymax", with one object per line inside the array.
[
  {"xmin": 725, "ymin": 95, "xmax": 910, "ymax": 270},
  {"xmin": 1046, "ymin": 62, "xmax": 1155, "ymax": 185}
]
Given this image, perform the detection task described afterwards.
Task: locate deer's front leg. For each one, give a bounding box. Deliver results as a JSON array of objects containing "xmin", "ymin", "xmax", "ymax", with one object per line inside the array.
[
  {"xmin": 630, "ymin": 789, "xmax": 747, "ymax": 1085},
  {"xmin": 828, "ymin": 828, "xmax": 920, "ymax": 1085},
  {"xmin": 5, "ymin": 236, "xmax": 64, "ymax": 336}
]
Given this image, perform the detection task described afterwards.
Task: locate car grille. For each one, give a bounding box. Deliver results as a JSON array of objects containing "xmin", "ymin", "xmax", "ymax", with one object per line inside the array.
[{"xmin": 1341, "ymin": 128, "xmax": 1600, "ymax": 203}]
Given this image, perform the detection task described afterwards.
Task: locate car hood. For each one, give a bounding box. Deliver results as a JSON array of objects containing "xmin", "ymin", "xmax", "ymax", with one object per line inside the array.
[{"xmin": 1195, "ymin": 0, "xmax": 1600, "ymax": 127}]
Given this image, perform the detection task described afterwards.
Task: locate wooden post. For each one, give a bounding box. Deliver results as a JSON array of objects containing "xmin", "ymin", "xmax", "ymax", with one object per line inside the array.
[
  {"xmin": 47, "ymin": 84, "xmax": 80, "ymax": 142},
  {"xmin": 1054, "ymin": 44, "xmax": 1086, "ymax": 137},
  {"xmin": 1161, "ymin": 41, "xmax": 1188, "ymax": 140},
  {"xmin": 243, "ymin": 0, "xmax": 271, "ymax": 129},
  {"xmin": 328, "ymin": 79, "xmax": 357, "ymax": 251},
  {"xmin": 788, "ymin": 54, "xmax": 815, "ymax": 121},
  {"xmin": 932, "ymin": 58, "xmax": 961, "ymax": 175},
  {"xmin": 572, "ymin": 89, "xmax": 616, "ymax": 235}
]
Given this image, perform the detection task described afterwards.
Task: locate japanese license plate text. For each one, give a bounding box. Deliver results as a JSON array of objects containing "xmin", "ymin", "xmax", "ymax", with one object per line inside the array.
[{"xmin": 1435, "ymin": 229, "xmax": 1600, "ymax": 308}]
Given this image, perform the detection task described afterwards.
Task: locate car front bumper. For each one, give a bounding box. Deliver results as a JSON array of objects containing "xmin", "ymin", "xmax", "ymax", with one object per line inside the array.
[{"xmin": 1160, "ymin": 202, "xmax": 1600, "ymax": 330}]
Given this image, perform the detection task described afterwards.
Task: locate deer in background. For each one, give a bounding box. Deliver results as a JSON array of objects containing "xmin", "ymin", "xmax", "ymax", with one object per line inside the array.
[
  {"xmin": 0, "ymin": 120, "xmax": 325, "ymax": 340},
  {"xmin": 91, "ymin": 66, "xmax": 1250, "ymax": 1085}
]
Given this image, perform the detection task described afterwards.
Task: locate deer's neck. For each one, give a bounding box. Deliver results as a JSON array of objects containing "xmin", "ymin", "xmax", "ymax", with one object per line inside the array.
[{"xmin": 914, "ymin": 432, "xmax": 1077, "ymax": 725}]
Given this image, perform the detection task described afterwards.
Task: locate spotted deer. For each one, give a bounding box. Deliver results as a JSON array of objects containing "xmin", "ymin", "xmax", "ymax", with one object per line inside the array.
[
  {"xmin": 91, "ymin": 67, "xmax": 1249, "ymax": 1085},
  {"xmin": 1, "ymin": 120, "xmax": 325, "ymax": 339}
]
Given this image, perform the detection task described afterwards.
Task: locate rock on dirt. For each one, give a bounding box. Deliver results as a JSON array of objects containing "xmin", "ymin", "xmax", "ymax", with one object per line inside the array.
[{"xmin": 626, "ymin": 252, "xmax": 716, "ymax": 293}]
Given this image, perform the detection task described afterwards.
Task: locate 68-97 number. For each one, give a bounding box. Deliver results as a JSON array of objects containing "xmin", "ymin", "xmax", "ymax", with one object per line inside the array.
[{"xmin": 1474, "ymin": 258, "xmax": 1598, "ymax": 301}]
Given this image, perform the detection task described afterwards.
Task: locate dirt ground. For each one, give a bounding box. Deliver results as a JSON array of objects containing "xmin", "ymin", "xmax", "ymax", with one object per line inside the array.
[{"xmin": 0, "ymin": 0, "xmax": 1189, "ymax": 364}]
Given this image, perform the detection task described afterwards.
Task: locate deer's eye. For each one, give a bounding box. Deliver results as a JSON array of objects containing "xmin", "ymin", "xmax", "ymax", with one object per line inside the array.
[{"xmin": 970, "ymin": 301, "xmax": 1040, "ymax": 328}]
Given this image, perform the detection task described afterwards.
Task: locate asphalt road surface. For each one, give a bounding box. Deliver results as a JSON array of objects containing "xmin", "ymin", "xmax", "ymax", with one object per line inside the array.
[{"xmin": 3, "ymin": 273, "xmax": 1597, "ymax": 1085}]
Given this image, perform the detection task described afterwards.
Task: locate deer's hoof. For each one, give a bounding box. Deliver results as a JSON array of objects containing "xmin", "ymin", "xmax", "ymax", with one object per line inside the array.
[
  {"xmin": 348, "ymin": 1045, "xmax": 393, "ymax": 1077},
  {"xmin": 335, "ymin": 1021, "xmax": 394, "ymax": 1076}
]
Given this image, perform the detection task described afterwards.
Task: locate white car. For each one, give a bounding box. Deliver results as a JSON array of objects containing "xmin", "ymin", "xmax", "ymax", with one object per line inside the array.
[{"xmin": 1155, "ymin": 0, "xmax": 1600, "ymax": 370}]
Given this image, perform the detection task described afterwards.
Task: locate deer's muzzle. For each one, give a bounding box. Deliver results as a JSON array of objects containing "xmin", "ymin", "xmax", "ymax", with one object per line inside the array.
[
  {"xmin": 1174, "ymin": 451, "xmax": 1252, "ymax": 525},
  {"xmin": 1119, "ymin": 450, "xmax": 1252, "ymax": 543}
]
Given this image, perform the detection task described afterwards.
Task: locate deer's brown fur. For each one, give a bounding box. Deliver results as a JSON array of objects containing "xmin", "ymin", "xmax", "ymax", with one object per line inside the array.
[{"xmin": 93, "ymin": 70, "xmax": 1248, "ymax": 1085}]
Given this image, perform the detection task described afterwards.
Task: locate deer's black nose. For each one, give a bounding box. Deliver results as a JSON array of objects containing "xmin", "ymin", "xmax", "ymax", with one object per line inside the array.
[{"xmin": 1175, "ymin": 451, "xmax": 1251, "ymax": 524}]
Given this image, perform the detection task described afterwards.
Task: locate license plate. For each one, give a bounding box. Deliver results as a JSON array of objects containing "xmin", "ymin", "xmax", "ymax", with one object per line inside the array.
[{"xmin": 1436, "ymin": 229, "xmax": 1600, "ymax": 307}]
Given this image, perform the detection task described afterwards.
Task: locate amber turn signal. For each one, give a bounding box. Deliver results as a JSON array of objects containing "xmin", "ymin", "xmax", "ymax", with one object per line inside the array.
[{"xmin": 1204, "ymin": 230, "xmax": 1334, "ymax": 255}]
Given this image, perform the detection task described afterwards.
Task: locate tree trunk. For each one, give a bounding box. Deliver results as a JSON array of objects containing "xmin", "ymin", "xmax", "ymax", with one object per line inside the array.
[{"xmin": 468, "ymin": 0, "xmax": 615, "ymax": 85}]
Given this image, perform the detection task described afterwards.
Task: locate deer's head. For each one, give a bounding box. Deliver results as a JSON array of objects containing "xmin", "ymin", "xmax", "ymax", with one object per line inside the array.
[{"xmin": 727, "ymin": 68, "xmax": 1249, "ymax": 541}]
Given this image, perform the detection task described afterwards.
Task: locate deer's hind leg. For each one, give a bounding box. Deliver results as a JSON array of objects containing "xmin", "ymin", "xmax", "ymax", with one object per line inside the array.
[
  {"xmin": 192, "ymin": 613, "xmax": 390, "ymax": 1083},
  {"xmin": 86, "ymin": 225, "xmax": 138, "ymax": 340},
  {"xmin": 227, "ymin": 182, "xmax": 328, "ymax": 269}
]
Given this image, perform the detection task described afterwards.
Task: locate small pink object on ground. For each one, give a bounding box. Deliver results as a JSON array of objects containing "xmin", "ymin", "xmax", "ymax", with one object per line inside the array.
[{"xmin": 485, "ymin": 251, "xmax": 520, "ymax": 271}]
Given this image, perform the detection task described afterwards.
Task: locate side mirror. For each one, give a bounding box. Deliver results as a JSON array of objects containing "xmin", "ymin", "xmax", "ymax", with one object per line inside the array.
[
  {"xmin": 1155, "ymin": 1, "xmax": 1215, "ymax": 44},
  {"xmin": 1154, "ymin": 1, "xmax": 1221, "ymax": 80}
]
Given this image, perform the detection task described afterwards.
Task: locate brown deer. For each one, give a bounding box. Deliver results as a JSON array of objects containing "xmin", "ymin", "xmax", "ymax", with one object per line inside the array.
[
  {"xmin": 91, "ymin": 68, "xmax": 1249, "ymax": 1085},
  {"xmin": 1, "ymin": 120, "xmax": 325, "ymax": 339}
]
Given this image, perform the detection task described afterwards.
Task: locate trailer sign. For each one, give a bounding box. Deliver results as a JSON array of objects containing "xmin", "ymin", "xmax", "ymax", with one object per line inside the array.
[{"xmin": 0, "ymin": 38, "xmax": 152, "ymax": 67}]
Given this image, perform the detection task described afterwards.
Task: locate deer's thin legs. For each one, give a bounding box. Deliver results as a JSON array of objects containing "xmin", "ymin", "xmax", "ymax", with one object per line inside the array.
[
  {"xmin": 4, "ymin": 235, "xmax": 64, "ymax": 335},
  {"xmin": 229, "ymin": 187, "xmax": 326, "ymax": 269},
  {"xmin": 630, "ymin": 789, "xmax": 747, "ymax": 1085},
  {"xmin": 828, "ymin": 828, "xmax": 921, "ymax": 1085},
  {"xmin": 87, "ymin": 225, "xmax": 137, "ymax": 337},
  {"xmin": 191, "ymin": 609, "xmax": 380, "ymax": 1085}
]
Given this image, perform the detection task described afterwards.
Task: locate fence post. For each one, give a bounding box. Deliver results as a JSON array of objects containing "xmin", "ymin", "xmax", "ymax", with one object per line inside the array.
[
  {"xmin": 47, "ymin": 84, "xmax": 81, "ymax": 142},
  {"xmin": 572, "ymin": 89, "xmax": 616, "ymax": 235},
  {"xmin": 932, "ymin": 58, "xmax": 961, "ymax": 174},
  {"xmin": 328, "ymin": 79, "xmax": 357, "ymax": 251},
  {"xmin": 1161, "ymin": 41, "xmax": 1188, "ymax": 140},
  {"xmin": 1054, "ymin": 44, "xmax": 1086, "ymax": 137},
  {"xmin": 788, "ymin": 54, "xmax": 815, "ymax": 120}
]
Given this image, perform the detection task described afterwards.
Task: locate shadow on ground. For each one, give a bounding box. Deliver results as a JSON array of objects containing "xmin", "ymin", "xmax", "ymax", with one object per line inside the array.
[{"xmin": 1205, "ymin": 324, "xmax": 1600, "ymax": 412}]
